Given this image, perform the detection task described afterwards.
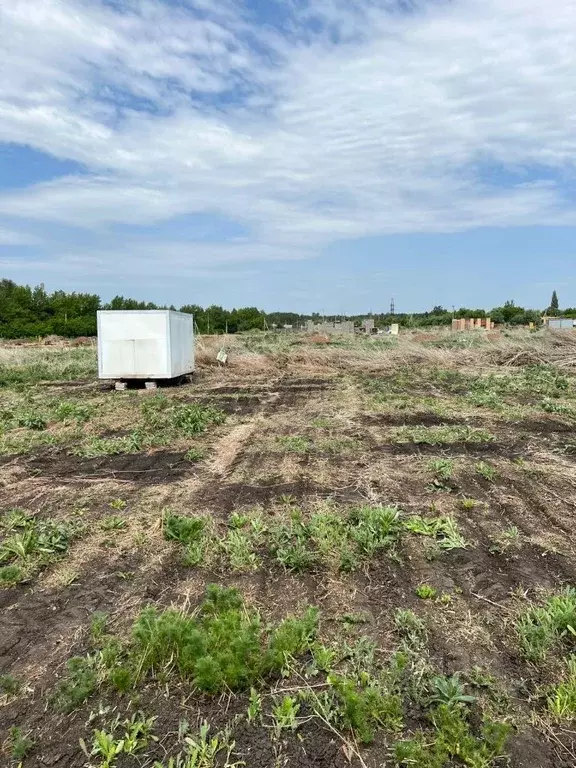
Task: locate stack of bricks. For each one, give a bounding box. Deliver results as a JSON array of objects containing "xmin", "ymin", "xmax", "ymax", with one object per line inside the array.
[{"xmin": 451, "ymin": 318, "xmax": 492, "ymax": 331}]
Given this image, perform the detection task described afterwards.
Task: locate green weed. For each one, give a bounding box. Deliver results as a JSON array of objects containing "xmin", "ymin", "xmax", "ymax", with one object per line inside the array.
[
  {"xmin": 427, "ymin": 459, "xmax": 454, "ymax": 491},
  {"xmin": 0, "ymin": 564, "xmax": 24, "ymax": 585},
  {"xmin": 151, "ymin": 721, "xmax": 240, "ymax": 768},
  {"xmin": 164, "ymin": 514, "xmax": 205, "ymax": 546},
  {"xmin": 14, "ymin": 408, "xmax": 48, "ymax": 430},
  {"xmin": 517, "ymin": 587, "xmax": 576, "ymax": 662},
  {"xmin": 129, "ymin": 585, "xmax": 318, "ymax": 692},
  {"xmin": 247, "ymin": 687, "xmax": 262, "ymax": 723},
  {"xmin": 316, "ymin": 436, "xmax": 361, "ymax": 454},
  {"xmin": 415, "ymin": 584, "xmax": 437, "ymax": 600},
  {"xmin": 0, "ymin": 513, "xmax": 77, "ymax": 584},
  {"xmin": 0, "ymin": 347, "xmax": 96, "ymax": 387},
  {"xmin": 270, "ymin": 505, "xmax": 401, "ymax": 573},
  {"xmin": 489, "ymin": 526, "xmax": 521, "ymax": 554},
  {"xmin": 81, "ymin": 712, "xmax": 157, "ymax": 767},
  {"xmin": 547, "ymin": 656, "xmax": 576, "ymax": 720},
  {"xmin": 222, "ymin": 530, "xmax": 260, "ymax": 572},
  {"xmin": 53, "ymin": 655, "xmax": 98, "ymax": 712},
  {"xmin": 311, "ymin": 643, "xmax": 338, "ymax": 673},
  {"xmin": 185, "ymin": 447, "xmax": 205, "ymax": 462},
  {"xmin": 476, "ymin": 462, "xmax": 497, "ymax": 482},
  {"xmin": 90, "ymin": 612, "xmax": 108, "ymax": 643},
  {"xmin": 170, "ymin": 404, "xmax": 226, "ymax": 436},
  {"xmin": 428, "ymin": 459, "xmax": 454, "ymax": 481},
  {"xmin": 349, "ymin": 505, "xmax": 401, "ymax": 556},
  {"xmin": 101, "ymin": 516, "xmax": 126, "ymax": 531},
  {"xmin": 393, "ymin": 425, "xmax": 494, "ymax": 445},
  {"xmin": 404, "ymin": 515, "xmax": 468, "ymax": 550},
  {"xmin": 0, "ymin": 673, "xmax": 21, "ymax": 696},
  {"xmin": 164, "ymin": 514, "xmax": 207, "ymax": 566},
  {"xmin": 75, "ymin": 431, "xmax": 144, "ymax": 457},
  {"xmin": 430, "ymin": 674, "xmax": 476, "ymax": 708},
  {"xmin": 7, "ymin": 726, "xmax": 34, "ymax": 761},
  {"xmin": 325, "ymin": 672, "xmax": 404, "ymax": 744},
  {"xmin": 271, "ymin": 695, "xmax": 300, "ymax": 737},
  {"xmin": 54, "ymin": 400, "xmax": 93, "ymax": 423},
  {"xmin": 394, "ymin": 609, "xmax": 427, "ymax": 650},
  {"xmin": 276, "ymin": 435, "xmax": 311, "ymax": 453},
  {"xmin": 523, "ymin": 365, "xmax": 570, "ymax": 398},
  {"xmin": 394, "ymin": 704, "xmax": 510, "ymax": 767}
]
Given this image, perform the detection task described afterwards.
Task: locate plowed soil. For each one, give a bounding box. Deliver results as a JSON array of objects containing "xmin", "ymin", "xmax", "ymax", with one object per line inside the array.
[{"xmin": 2, "ymin": 360, "xmax": 576, "ymax": 767}]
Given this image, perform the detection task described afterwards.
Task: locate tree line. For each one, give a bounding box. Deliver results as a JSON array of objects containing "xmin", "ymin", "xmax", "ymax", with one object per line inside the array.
[{"xmin": 0, "ymin": 279, "xmax": 573, "ymax": 339}]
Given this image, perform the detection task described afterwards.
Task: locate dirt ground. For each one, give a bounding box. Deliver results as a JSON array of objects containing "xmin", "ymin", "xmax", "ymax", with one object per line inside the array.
[{"xmin": 2, "ymin": 335, "xmax": 576, "ymax": 767}]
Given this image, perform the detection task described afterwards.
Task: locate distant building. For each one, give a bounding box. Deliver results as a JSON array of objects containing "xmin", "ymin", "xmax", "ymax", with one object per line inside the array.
[
  {"xmin": 451, "ymin": 318, "xmax": 492, "ymax": 331},
  {"xmin": 306, "ymin": 320, "xmax": 355, "ymax": 334},
  {"xmin": 544, "ymin": 317, "xmax": 575, "ymax": 330}
]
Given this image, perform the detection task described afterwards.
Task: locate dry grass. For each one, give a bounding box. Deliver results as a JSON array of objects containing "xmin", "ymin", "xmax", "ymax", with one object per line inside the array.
[
  {"xmin": 2, "ymin": 328, "xmax": 575, "ymax": 384},
  {"xmin": 196, "ymin": 329, "xmax": 576, "ymax": 375}
]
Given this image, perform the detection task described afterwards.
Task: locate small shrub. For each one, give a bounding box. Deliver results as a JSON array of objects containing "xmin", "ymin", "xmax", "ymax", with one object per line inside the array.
[{"xmin": 460, "ymin": 498, "xmax": 477, "ymax": 510}]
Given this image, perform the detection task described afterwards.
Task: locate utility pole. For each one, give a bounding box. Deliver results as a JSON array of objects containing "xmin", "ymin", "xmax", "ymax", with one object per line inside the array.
[{"xmin": 390, "ymin": 298, "xmax": 395, "ymax": 315}]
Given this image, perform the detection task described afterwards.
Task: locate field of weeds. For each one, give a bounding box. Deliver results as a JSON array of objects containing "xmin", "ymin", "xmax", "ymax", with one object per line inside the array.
[{"xmin": 2, "ymin": 329, "xmax": 576, "ymax": 767}]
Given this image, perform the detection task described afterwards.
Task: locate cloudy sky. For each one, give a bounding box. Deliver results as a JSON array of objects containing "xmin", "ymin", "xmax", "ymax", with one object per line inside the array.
[{"xmin": 1, "ymin": 0, "xmax": 575, "ymax": 312}]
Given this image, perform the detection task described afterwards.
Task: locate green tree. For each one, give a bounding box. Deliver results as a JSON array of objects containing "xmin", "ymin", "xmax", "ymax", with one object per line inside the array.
[{"xmin": 549, "ymin": 290, "xmax": 559, "ymax": 315}]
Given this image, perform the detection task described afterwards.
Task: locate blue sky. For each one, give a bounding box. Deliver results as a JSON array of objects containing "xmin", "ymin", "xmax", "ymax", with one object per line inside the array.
[{"xmin": 1, "ymin": 0, "xmax": 575, "ymax": 312}]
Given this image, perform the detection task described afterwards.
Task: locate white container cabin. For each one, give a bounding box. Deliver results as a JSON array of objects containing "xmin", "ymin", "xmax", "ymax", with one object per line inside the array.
[{"xmin": 97, "ymin": 310, "xmax": 194, "ymax": 382}]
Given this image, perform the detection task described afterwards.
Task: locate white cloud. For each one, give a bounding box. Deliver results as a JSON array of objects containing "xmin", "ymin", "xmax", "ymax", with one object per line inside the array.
[
  {"xmin": 0, "ymin": 227, "xmax": 41, "ymax": 246},
  {"xmin": 0, "ymin": 0, "xmax": 576, "ymax": 280}
]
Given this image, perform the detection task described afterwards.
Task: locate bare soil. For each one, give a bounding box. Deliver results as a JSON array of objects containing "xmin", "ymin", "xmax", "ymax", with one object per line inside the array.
[{"xmin": 2, "ymin": 357, "xmax": 576, "ymax": 767}]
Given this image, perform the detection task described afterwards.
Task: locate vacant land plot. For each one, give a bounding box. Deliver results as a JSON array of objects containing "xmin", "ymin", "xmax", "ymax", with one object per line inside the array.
[{"xmin": 1, "ymin": 330, "xmax": 576, "ymax": 767}]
